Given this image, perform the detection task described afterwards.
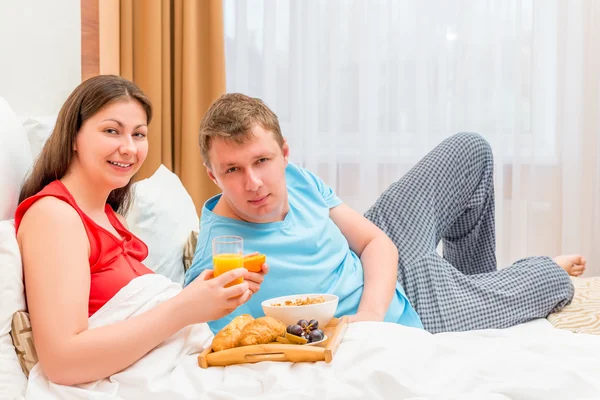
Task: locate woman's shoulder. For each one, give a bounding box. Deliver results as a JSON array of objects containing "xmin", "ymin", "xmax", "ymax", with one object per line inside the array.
[
  {"xmin": 19, "ymin": 196, "xmax": 82, "ymax": 233},
  {"xmin": 16, "ymin": 196, "xmax": 89, "ymax": 265},
  {"xmin": 16, "ymin": 180, "xmax": 68, "ymax": 221}
]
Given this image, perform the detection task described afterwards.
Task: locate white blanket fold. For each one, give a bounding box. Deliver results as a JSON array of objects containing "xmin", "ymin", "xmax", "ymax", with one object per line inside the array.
[{"xmin": 25, "ymin": 274, "xmax": 600, "ymax": 400}]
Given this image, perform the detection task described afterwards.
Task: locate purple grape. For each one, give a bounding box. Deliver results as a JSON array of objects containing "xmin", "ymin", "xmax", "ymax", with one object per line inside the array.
[
  {"xmin": 286, "ymin": 325, "xmax": 294, "ymax": 334},
  {"xmin": 298, "ymin": 319, "xmax": 309, "ymax": 329},
  {"xmin": 308, "ymin": 319, "xmax": 319, "ymax": 330},
  {"xmin": 308, "ymin": 329, "xmax": 324, "ymax": 343},
  {"xmin": 289, "ymin": 325, "xmax": 303, "ymax": 337}
]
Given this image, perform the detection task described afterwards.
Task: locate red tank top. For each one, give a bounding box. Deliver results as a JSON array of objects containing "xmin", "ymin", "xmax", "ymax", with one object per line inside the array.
[{"xmin": 15, "ymin": 180, "xmax": 154, "ymax": 316}]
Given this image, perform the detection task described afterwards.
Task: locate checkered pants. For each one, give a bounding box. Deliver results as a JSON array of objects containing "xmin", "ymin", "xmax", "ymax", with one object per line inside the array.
[{"xmin": 365, "ymin": 132, "xmax": 574, "ymax": 333}]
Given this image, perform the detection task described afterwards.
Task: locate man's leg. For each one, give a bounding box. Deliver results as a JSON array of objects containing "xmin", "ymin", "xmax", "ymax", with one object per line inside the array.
[
  {"xmin": 365, "ymin": 132, "xmax": 573, "ymax": 332},
  {"xmin": 399, "ymin": 251, "xmax": 572, "ymax": 332},
  {"xmin": 364, "ymin": 132, "xmax": 497, "ymax": 278}
]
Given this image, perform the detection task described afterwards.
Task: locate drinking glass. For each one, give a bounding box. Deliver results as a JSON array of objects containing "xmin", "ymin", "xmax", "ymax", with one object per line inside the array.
[{"xmin": 212, "ymin": 235, "xmax": 244, "ymax": 287}]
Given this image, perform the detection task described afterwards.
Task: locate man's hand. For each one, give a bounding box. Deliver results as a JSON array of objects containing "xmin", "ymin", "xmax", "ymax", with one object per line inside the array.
[
  {"xmin": 244, "ymin": 262, "xmax": 269, "ymax": 294},
  {"xmin": 243, "ymin": 252, "xmax": 269, "ymax": 295},
  {"xmin": 348, "ymin": 310, "xmax": 386, "ymax": 323}
]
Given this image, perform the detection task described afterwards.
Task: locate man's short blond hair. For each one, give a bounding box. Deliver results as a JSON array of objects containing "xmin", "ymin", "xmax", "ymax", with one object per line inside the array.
[{"xmin": 199, "ymin": 93, "xmax": 284, "ymax": 167}]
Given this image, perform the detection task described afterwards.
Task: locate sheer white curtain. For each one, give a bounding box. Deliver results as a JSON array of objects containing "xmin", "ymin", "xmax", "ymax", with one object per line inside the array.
[{"xmin": 223, "ymin": 0, "xmax": 600, "ymax": 275}]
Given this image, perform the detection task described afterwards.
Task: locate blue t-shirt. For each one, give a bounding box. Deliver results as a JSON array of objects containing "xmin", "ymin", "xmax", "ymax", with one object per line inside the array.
[{"xmin": 184, "ymin": 162, "xmax": 423, "ymax": 333}]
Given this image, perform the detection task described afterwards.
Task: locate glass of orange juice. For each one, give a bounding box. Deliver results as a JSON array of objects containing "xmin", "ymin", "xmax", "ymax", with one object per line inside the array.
[{"xmin": 212, "ymin": 235, "xmax": 244, "ymax": 287}]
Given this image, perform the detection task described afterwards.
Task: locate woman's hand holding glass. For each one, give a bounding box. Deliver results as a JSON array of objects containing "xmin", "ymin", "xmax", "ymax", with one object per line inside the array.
[{"xmin": 177, "ymin": 236, "xmax": 269, "ymax": 325}]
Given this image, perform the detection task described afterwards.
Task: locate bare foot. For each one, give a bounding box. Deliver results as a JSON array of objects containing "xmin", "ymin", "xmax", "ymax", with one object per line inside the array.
[{"xmin": 553, "ymin": 254, "xmax": 587, "ymax": 276}]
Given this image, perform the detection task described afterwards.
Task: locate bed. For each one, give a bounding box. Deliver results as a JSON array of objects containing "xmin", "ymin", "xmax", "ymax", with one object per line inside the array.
[
  {"xmin": 21, "ymin": 274, "xmax": 600, "ymax": 399},
  {"xmin": 2, "ymin": 98, "xmax": 600, "ymax": 399}
]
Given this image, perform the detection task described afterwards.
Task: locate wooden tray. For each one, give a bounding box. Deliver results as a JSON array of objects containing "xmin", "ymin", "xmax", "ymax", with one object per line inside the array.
[{"xmin": 198, "ymin": 316, "xmax": 349, "ymax": 368}]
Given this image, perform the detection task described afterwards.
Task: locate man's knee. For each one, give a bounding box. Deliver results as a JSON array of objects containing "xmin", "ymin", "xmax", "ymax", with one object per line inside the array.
[{"xmin": 446, "ymin": 132, "xmax": 493, "ymax": 165}]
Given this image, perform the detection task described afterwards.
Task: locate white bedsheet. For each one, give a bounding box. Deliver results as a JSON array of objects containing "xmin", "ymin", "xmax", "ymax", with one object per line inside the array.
[{"xmin": 24, "ymin": 274, "xmax": 600, "ymax": 400}]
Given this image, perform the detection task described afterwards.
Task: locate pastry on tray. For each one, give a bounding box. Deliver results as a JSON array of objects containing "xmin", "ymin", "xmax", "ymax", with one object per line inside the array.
[
  {"xmin": 238, "ymin": 316, "xmax": 287, "ymax": 346},
  {"xmin": 211, "ymin": 314, "xmax": 255, "ymax": 352}
]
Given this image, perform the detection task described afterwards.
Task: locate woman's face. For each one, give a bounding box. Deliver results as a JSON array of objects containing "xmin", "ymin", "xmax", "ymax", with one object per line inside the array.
[{"xmin": 72, "ymin": 99, "xmax": 149, "ymax": 190}]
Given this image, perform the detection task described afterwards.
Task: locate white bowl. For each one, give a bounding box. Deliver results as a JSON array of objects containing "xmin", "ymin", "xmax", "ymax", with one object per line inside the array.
[{"xmin": 261, "ymin": 293, "xmax": 339, "ymax": 328}]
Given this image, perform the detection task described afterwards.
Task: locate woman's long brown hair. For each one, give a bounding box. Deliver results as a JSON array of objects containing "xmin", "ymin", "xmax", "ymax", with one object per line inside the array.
[{"xmin": 18, "ymin": 75, "xmax": 153, "ymax": 215}]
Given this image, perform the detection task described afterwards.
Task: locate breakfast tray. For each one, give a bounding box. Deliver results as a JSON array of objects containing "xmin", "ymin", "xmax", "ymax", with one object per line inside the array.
[{"xmin": 198, "ymin": 316, "xmax": 349, "ymax": 368}]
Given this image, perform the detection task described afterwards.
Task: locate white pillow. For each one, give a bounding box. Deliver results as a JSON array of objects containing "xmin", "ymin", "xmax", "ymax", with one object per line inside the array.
[
  {"xmin": 127, "ymin": 165, "xmax": 199, "ymax": 285},
  {"xmin": 19, "ymin": 115, "xmax": 56, "ymax": 161},
  {"xmin": 0, "ymin": 220, "xmax": 28, "ymax": 398},
  {"xmin": 0, "ymin": 97, "xmax": 33, "ymax": 221},
  {"xmin": 0, "ymin": 220, "xmax": 25, "ymax": 335},
  {"xmin": 0, "ymin": 335, "xmax": 27, "ymax": 399}
]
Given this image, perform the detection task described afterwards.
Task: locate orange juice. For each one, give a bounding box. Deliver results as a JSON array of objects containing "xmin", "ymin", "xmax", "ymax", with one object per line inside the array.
[{"xmin": 213, "ymin": 253, "xmax": 244, "ymax": 287}]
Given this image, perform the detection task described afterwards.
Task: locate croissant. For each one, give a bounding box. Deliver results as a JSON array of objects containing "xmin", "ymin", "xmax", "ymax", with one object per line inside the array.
[
  {"xmin": 238, "ymin": 316, "xmax": 286, "ymax": 346},
  {"xmin": 211, "ymin": 314, "xmax": 255, "ymax": 352}
]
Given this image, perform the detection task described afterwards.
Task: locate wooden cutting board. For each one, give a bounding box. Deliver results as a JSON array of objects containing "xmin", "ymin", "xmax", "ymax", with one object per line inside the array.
[{"xmin": 198, "ymin": 316, "xmax": 349, "ymax": 368}]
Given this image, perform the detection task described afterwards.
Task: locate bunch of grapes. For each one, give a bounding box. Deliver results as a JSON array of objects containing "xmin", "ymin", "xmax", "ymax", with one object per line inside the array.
[{"xmin": 286, "ymin": 319, "xmax": 324, "ymax": 343}]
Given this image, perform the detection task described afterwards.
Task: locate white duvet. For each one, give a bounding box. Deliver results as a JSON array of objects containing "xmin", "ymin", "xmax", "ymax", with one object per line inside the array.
[{"xmin": 24, "ymin": 274, "xmax": 600, "ymax": 400}]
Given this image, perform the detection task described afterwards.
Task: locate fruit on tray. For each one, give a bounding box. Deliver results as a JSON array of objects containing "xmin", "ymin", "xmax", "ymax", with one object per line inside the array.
[
  {"xmin": 284, "ymin": 332, "xmax": 308, "ymax": 344},
  {"xmin": 285, "ymin": 319, "xmax": 325, "ymax": 343}
]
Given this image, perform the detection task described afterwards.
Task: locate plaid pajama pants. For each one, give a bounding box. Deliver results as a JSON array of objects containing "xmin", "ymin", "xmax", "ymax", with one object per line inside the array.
[{"xmin": 365, "ymin": 132, "xmax": 574, "ymax": 333}]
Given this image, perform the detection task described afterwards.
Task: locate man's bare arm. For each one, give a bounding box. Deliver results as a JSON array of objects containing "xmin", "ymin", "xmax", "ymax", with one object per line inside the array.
[{"xmin": 330, "ymin": 204, "xmax": 398, "ymax": 321}]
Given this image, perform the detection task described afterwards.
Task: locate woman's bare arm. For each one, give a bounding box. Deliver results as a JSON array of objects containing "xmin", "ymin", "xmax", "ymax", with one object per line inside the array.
[{"xmin": 18, "ymin": 197, "xmax": 250, "ymax": 385}]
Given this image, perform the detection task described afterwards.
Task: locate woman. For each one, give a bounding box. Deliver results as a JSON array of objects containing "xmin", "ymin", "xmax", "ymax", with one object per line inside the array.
[{"xmin": 15, "ymin": 75, "xmax": 266, "ymax": 386}]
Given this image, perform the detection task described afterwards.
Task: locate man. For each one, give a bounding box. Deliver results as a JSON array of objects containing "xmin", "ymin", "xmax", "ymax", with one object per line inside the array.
[{"xmin": 185, "ymin": 93, "xmax": 584, "ymax": 335}]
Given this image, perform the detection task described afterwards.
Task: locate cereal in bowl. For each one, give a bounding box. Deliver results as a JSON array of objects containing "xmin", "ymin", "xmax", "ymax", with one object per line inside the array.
[{"xmin": 272, "ymin": 295, "xmax": 326, "ymax": 307}]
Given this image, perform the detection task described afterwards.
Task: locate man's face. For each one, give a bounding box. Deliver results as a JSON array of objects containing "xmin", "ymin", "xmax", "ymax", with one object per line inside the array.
[{"xmin": 207, "ymin": 124, "xmax": 289, "ymax": 223}]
